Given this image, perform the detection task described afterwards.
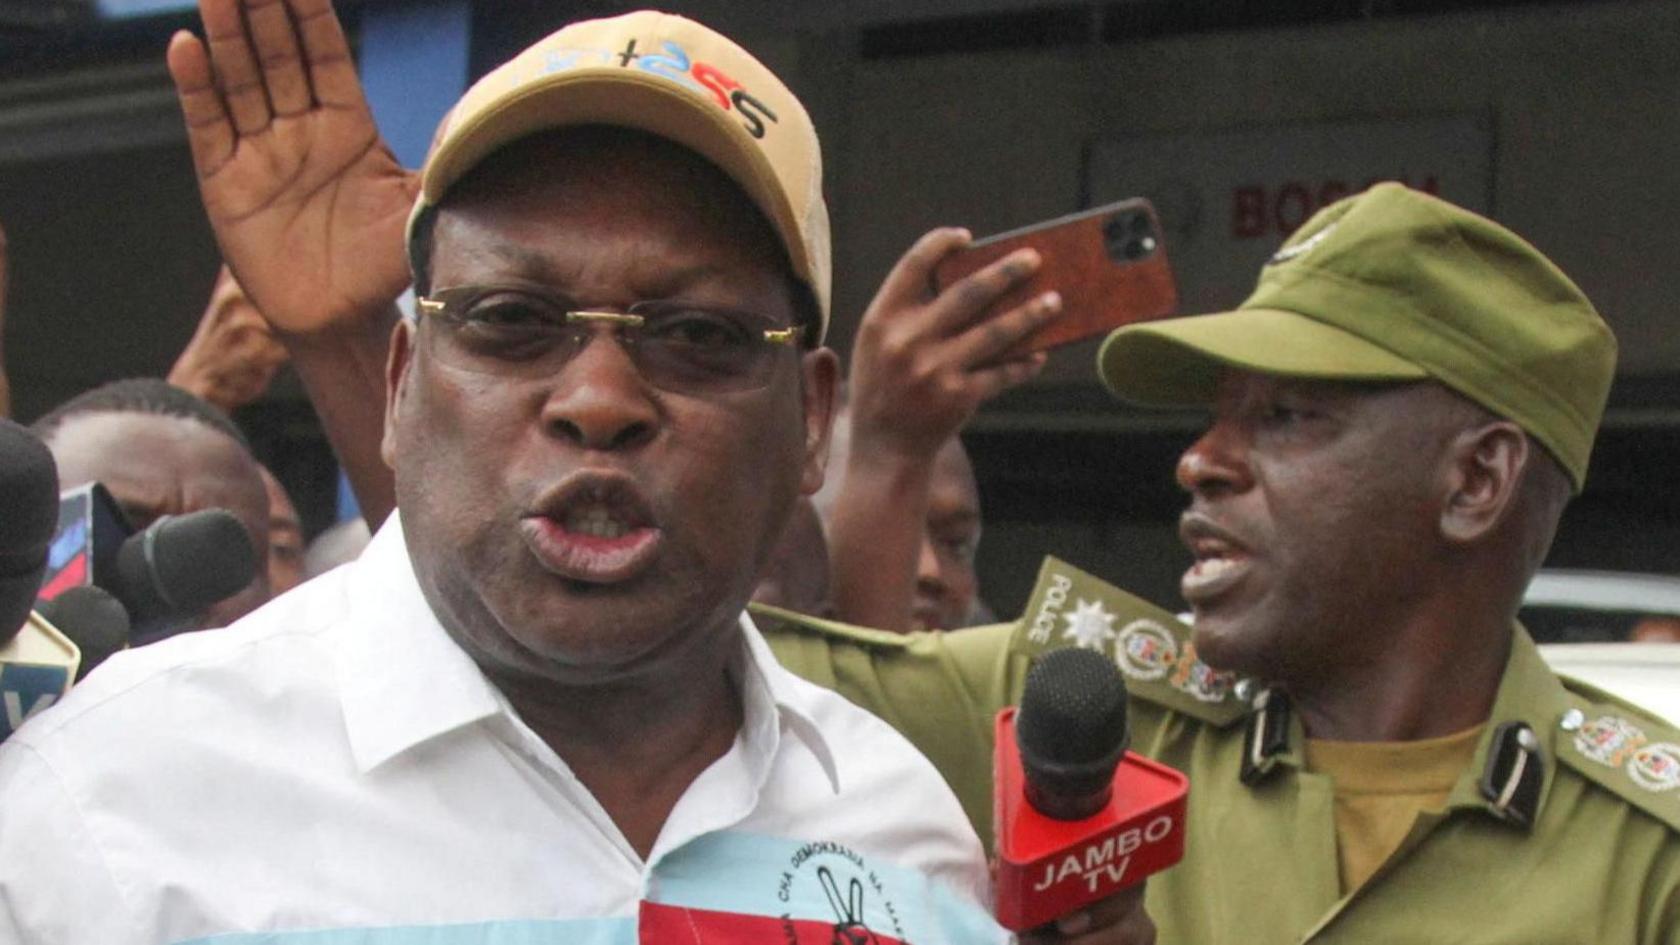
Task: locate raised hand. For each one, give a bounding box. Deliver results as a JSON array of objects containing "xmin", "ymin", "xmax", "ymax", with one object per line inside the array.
[
  {"xmin": 823, "ymin": 228, "xmax": 1060, "ymax": 631},
  {"xmin": 846, "ymin": 227, "xmax": 1060, "ymax": 461},
  {"xmin": 167, "ymin": 266, "xmax": 290, "ymax": 413},
  {"xmin": 166, "ymin": 0, "xmax": 419, "ymax": 338}
]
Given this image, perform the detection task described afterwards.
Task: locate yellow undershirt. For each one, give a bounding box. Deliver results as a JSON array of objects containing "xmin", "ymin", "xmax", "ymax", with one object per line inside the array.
[{"xmin": 1304, "ymin": 723, "xmax": 1484, "ymax": 894}]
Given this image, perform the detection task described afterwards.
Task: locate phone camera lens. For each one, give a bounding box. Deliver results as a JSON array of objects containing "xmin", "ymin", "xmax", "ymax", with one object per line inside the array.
[{"xmin": 1106, "ymin": 212, "xmax": 1157, "ymax": 262}]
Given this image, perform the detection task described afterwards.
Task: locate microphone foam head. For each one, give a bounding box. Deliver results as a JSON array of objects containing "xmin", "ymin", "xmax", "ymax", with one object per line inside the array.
[
  {"xmin": 36, "ymin": 585, "xmax": 130, "ymax": 681},
  {"xmin": 1017, "ymin": 647, "xmax": 1131, "ymax": 806},
  {"xmin": 0, "ymin": 419, "xmax": 60, "ymax": 644},
  {"xmin": 115, "ymin": 509, "xmax": 257, "ymax": 621}
]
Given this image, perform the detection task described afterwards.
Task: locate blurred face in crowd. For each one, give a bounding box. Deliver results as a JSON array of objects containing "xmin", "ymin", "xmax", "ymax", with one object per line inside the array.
[
  {"xmin": 1174, "ymin": 373, "xmax": 1457, "ymax": 685},
  {"xmin": 752, "ymin": 497, "xmax": 832, "ymax": 617},
  {"xmin": 1631, "ymin": 617, "xmax": 1680, "ymax": 644},
  {"xmin": 385, "ymin": 128, "xmax": 834, "ymax": 687},
  {"xmin": 48, "ymin": 411, "xmax": 272, "ymax": 629},
  {"xmin": 259, "ymin": 465, "xmax": 304, "ymax": 595},
  {"xmin": 912, "ymin": 438, "xmax": 982, "ymax": 631}
]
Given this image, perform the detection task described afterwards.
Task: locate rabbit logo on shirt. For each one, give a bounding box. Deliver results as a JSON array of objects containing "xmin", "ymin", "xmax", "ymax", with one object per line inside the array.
[{"xmin": 818, "ymin": 866, "xmax": 879, "ymax": 945}]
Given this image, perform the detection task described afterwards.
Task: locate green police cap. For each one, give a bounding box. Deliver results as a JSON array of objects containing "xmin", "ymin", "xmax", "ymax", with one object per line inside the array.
[{"xmin": 1097, "ymin": 183, "xmax": 1617, "ymax": 490}]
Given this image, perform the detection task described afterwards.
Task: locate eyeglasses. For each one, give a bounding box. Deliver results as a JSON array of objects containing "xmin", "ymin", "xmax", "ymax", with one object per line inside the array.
[{"xmin": 416, "ymin": 284, "xmax": 805, "ymax": 395}]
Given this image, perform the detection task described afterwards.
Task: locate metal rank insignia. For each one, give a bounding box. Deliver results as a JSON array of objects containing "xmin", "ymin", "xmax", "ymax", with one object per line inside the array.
[
  {"xmin": 1168, "ymin": 641, "xmax": 1235, "ymax": 703},
  {"xmin": 1478, "ymin": 721, "xmax": 1544, "ymax": 828},
  {"xmin": 1115, "ymin": 619, "xmax": 1177, "ymax": 682},
  {"xmin": 1627, "ymin": 742, "xmax": 1680, "ymax": 793},
  {"xmin": 1111, "ymin": 619, "xmax": 1233, "ymax": 702},
  {"xmin": 1241, "ymin": 688, "xmax": 1292, "ymax": 785},
  {"xmin": 1574, "ymin": 715, "xmax": 1680, "ymax": 792},
  {"xmin": 1574, "ymin": 715, "xmax": 1647, "ymax": 768}
]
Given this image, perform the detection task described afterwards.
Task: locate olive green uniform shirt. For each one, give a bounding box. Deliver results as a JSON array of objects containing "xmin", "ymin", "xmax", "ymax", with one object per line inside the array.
[{"xmin": 758, "ymin": 557, "xmax": 1680, "ymax": 944}]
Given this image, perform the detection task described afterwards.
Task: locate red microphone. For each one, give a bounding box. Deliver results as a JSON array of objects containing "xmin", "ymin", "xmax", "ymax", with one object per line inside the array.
[{"xmin": 993, "ymin": 647, "xmax": 1188, "ymax": 932}]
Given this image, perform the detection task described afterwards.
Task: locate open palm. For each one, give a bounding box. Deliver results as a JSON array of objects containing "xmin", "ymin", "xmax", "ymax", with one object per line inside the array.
[{"xmin": 167, "ymin": 0, "xmax": 419, "ymax": 335}]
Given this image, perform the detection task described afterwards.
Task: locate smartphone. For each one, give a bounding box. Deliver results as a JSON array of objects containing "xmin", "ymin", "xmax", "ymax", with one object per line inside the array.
[{"xmin": 931, "ymin": 198, "xmax": 1178, "ymax": 357}]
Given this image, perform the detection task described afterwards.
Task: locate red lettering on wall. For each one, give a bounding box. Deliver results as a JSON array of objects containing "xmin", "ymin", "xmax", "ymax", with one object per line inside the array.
[
  {"xmin": 1273, "ymin": 182, "xmax": 1312, "ymax": 233},
  {"xmin": 1317, "ymin": 180, "xmax": 1349, "ymax": 207},
  {"xmin": 1232, "ymin": 186, "xmax": 1266, "ymax": 239},
  {"xmin": 1231, "ymin": 176, "xmax": 1447, "ymax": 239}
]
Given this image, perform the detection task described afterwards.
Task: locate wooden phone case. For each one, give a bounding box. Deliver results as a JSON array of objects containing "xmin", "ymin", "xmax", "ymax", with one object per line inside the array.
[{"xmin": 931, "ymin": 198, "xmax": 1178, "ymax": 357}]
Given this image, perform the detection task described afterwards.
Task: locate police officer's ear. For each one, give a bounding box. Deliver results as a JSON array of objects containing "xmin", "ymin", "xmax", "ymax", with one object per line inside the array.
[
  {"xmin": 797, "ymin": 347, "xmax": 840, "ymax": 496},
  {"xmin": 381, "ymin": 319, "xmax": 418, "ymax": 469},
  {"xmin": 1438, "ymin": 418, "xmax": 1529, "ymax": 545}
]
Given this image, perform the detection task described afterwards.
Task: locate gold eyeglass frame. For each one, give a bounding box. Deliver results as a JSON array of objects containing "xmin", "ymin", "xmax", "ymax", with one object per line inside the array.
[{"xmin": 415, "ymin": 300, "xmax": 805, "ymax": 347}]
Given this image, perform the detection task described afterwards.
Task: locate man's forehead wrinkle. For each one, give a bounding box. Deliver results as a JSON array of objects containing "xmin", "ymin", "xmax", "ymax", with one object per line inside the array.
[
  {"xmin": 435, "ymin": 215, "xmax": 752, "ymax": 300},
  {"xmin": 431, "ymin": 226, "xmax": 567, "ymax": 285}
]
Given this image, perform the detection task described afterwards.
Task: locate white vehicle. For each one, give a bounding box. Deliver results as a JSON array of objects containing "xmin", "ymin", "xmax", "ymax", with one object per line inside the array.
[
  {"xmin": 1539, "ymin": 643, "xmax": 1680, "ymax": 726},
  {"xmin": 1525, "ymin": 569, "xmax": 1680, "ymax": 725}
]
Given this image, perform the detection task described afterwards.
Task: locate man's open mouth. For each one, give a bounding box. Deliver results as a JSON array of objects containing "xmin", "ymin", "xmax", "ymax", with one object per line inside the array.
[
  {"xmin": 522, "ymin": 474, "xmax": 664, "ymax": 584},
  {"xmin": 1179, "ymin": 514, "xmax": 1253, "ymax": 606}
]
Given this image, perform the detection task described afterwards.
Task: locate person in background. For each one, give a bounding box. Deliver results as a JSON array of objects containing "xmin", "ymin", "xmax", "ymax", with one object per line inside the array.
[
  {"xmin": 1630, "ymin": 616, "xmax": 1680, "ymax": 643},
  {"xmin": 818, "ymin": 228, "xmax": 1055, "ymax": 633},
  {"xmin": 909, "ymin": 435, "xmax": 984, "ymax": 630},
  {"xmin": 169, "ymin": 268, "xmax": 309, "ymax": 599},
  {"xmin": 303, "ymin": 515, "xmax": 370, "ymax": 579},
  {"xmin": 750, "ymin": 496, "xmax": 833, "ymax": 618},
  {"xmin": 817, "ymin": 399, "xmax": 985, "ymax": 631},
  {"xmin": 167, "ymin": 265, "xmax": 289, "ymax": 415},
  {"xmin": 259, "ymin": 464, "xmax": 304, "ymax": 596},
  {"xmin": 30, "ymin": 377, "xmax": 271, "ymax": 630}
]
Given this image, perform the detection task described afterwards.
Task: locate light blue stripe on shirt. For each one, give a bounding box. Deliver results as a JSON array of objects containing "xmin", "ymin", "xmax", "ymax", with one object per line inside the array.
[
  {"xmin": 652, "ymin": 831, "xmax": 1006, "ymax": 944},
  {"xmin": 178, "ymin": 917, "xmax": 629, "ymax": 945}
]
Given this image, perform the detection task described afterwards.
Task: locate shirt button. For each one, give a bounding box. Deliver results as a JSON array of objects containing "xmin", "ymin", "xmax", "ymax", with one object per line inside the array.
[{"xmin": 1559, "ymin": 708, "xmax": 1585, "ymax": 732}]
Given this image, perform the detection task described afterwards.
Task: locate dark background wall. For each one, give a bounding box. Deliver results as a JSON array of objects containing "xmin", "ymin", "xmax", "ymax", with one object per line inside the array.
[{"xmin": 4, "ymin": 0, "xmax": 1678, "ymax": 612}]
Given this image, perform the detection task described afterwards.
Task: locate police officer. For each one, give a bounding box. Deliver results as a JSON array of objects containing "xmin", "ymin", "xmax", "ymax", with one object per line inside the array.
[{"xmin": 762, "ymin": 183, "xmax": 1680, "ymax": 943}]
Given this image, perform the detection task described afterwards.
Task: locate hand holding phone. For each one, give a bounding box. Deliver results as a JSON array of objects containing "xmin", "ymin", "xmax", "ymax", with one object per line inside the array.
[
  {"xmin": 931, "ymin": 199, "xmax": 1178, "ymax": 358},
  {"xmin": 847, "ymin": 229, "xmax": 1062, "ymax": 460}
]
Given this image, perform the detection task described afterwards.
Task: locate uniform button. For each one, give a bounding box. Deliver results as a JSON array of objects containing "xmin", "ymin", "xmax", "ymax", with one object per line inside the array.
[
  {"xmin": 1234, "ymin": 679, "xmax": 1255, "ymax": 703},
  {"xmin": 1560, "ymin": 708, "xmax": 1585, "ymax": 732},
  {"xmin": 1517, "ymin": 727, "xmax": 1541, "ymax": 751}
]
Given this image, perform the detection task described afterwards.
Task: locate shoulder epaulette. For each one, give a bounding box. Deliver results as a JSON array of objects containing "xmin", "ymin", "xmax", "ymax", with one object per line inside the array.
[
  {"xmin": 1554, "ymin": 676, "xmax": 1680, "ymax": 832},
  {"xmin": 1007, "ymin": 557, "xmax": 1253, "ymax": 728},
  {"xmin": 749, "ymin": 603, "xmax": 917, "ymax": 650}
]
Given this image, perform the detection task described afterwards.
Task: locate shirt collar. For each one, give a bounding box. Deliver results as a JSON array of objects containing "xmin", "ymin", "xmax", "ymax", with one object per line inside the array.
[
  {"xmin": 737, "ymin": 611, "xmax": 842, "ymax": 794},
  {"xmin": 333, "ymin": 515, "xmax": 840, "ymax": 794},
  {"xmin": 334, "ymin": 513, "xmax": 505, "ymax": 773},
  {"xmin": 1241, "ymin": 627, "xmax": 1565, "ymax": 829},
  {"xmin": 1442, "ymin": 626, "xmax": 1564, "ymax": 827}
]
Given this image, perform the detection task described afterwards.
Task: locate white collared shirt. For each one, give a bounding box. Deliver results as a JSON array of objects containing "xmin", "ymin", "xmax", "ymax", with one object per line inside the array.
[{"xmin": 0, "ymin": 517, "xmax": 1003, "ymax": 945}]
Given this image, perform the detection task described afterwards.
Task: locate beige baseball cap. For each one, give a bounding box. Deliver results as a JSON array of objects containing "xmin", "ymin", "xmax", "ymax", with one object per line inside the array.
[
  {"xmin": 406, "ymin": 10, "xmax": 832, "ymax": 339},
  {"xmin": 1098, "ymin": 183, "xmax": 1617, "ymax": 490}
]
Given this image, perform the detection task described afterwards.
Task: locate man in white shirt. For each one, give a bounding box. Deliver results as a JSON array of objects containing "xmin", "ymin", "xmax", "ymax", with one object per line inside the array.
[
  {"xmin": 0, "ymin": 515, "xmax": 996, "ymax": 943},
  {"xmin": 0, "ymin": 3, "xmax": 1148, "ymax": 943}
]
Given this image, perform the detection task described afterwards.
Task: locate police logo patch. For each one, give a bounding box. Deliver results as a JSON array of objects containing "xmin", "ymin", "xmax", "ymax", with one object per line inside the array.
[
  {"xmin": 1574, "ymin": 716, "xmax": 1648, "ymax": 768},
  {"xmin": 1114, "ymin": 619, "xmax": 1177, "ymax": 681},
  {"xmin": 1062, "ymin": 599, "xmax": 1119, "ymax": 652},
  {"xmin": 1169, "ymin": 641, "xmax": 1235, "ymax": 703},
  {"xmin": 1627, "ymin": 743, "xmax": 1680, "ymax": 792}
]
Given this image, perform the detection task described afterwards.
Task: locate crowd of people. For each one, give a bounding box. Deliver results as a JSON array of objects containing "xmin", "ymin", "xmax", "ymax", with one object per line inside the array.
[{"xmin": 0, "ymin": 0, "xmax": 1676, "ymax": 942}]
